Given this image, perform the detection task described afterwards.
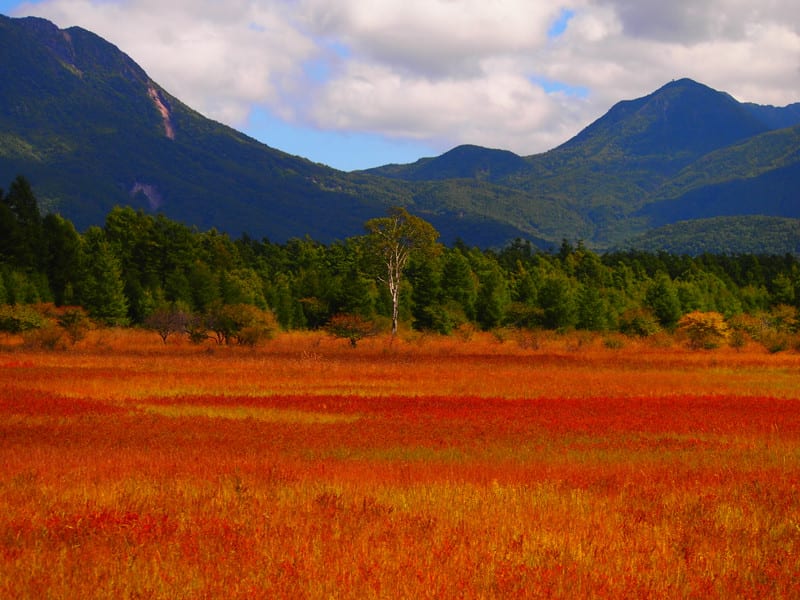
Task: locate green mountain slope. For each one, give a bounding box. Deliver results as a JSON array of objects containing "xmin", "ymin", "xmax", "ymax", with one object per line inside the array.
[
  {"xmin": 367, "ymin": 78, "xmax": 800, "ymax": 249},
  {"xmin": 0, "ymin": 16, "xmax": 384, "ymax": 240},
  {"xmin": 365, "ymin": 144, "xmax": 530, "ymax": 183},
  {"xmin": 636, "ymin": 125, "xmax": 800, "ymax": 227},
  {"xmin": 621, "ymin": 216, "xmax": 800, "ymax": 255},
  {"xmin": 2, "ymin": 15, "xmax": 800, "ymax": 252}
]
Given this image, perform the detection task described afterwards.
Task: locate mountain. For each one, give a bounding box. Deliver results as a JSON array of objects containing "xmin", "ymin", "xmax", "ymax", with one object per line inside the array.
[
  {"xmin": 366, "ymin": 78, "xmax": 800, "ymax": 251},
  {"xmin": 0, "ymin": 15, "xmax": 417, "ymax": 242},
  {"xmin": 366, "ymin": 144, "xmax": 530, "ymax": 182},
  {"xmin": 1, "ymin": 15, "xmax": 800, "ymax": 253}
]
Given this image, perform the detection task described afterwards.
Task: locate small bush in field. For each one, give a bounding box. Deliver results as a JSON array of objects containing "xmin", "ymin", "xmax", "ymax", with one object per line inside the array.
[
  {"xmin": 223, "ymin": 304, "xmax": 278, "ymax": 346},
  {"xmin": 514, "ymin": 328, "xmax": 544, "ymax": 350},
  {"xmin": 57, "ymin": 307, "xmax": 91, "ymax": 345},
  {"xmin": 185, "ymin": 313, "xmax": 210, "ymax": 344},
  {"xmin": 202, "ymin": 304, "xmax": 278, "ymax": 346},
  {"xmin": 769, "ymin": 304, "xmax": 798, "ymax": 333},
  {"xmin": 0, "ymin": 304, "xmax": 44, "ymax": 334},
  {"xmin": 761, "ymin": 330, "xmax": 790, "ymax": 354},
  {"xmin": 144, "ymin": 304, "xmax": 191, "ymax": 344},
  {"xmin": 325, "ymin": 313, "xmax": 379, "ymax": 347},
  {"xmin": 677, "ymin": 311, "xmax": 730, "ymax": 350},
  {"xmin": 619, "ymin": 308, "xmax": 660, "ymax": 337},
  {"xmin": 22, "ymin": 322, "xmax": 65, "ymax": 350},
  {"xmin": 728, "ymin": 328, "xmax": 748, "ymax": 350},
  {"xmin": 454, "ymin": 322, "xmax": 477, "ymax": 342},
  {"xmin": 727, "ymin": 312, "xmax": 768, "ymax": 340}
]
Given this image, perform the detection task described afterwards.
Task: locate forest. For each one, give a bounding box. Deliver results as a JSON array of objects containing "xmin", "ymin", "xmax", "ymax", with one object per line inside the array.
[{"xmin": 1, "ymin": 175, "xmax": 799, "ymax": 350}]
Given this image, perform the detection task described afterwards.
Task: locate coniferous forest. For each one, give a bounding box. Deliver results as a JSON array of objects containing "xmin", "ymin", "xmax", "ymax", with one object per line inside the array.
[{"xmin": 1, "ymin": 175, "xmax": 799, "ymax": 350}]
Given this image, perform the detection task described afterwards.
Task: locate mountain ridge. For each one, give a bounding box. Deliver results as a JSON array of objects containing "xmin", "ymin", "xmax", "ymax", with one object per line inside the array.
[{"xmin": 1, "ymin": 14, "xmax": 799, "ymax": 254}]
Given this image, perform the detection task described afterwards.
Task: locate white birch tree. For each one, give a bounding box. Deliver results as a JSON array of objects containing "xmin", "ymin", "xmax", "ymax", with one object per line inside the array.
[{"xmin": 364, "ymin": 207, "xmax": 439, "ymax": 336}]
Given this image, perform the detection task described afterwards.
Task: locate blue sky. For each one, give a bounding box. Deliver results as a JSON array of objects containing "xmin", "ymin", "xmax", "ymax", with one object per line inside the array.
[{"xmin": 3, "ymin": 1, "xmax": 800, "ymax": 171}]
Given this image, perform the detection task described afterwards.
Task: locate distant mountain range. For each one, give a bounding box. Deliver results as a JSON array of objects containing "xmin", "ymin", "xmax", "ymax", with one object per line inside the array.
[{"xmin": 1, "ymin": 14, "xmax": 799, "ymax": 254}]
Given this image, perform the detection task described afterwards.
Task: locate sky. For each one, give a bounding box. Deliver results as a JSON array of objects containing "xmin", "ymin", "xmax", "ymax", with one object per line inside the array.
[{"xmin": 2, "ymin": 1, "xmax": 800, "ymax": 171}]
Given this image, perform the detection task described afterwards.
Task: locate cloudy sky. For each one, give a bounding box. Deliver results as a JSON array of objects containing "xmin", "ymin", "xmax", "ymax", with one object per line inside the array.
[{"xmin": 2, "ymin": 1, "xmax": 799, "ymax": 171}]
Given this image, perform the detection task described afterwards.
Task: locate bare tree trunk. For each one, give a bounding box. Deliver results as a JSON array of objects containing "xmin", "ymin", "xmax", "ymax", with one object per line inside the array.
[{"xmin": 388, "ymin": 259, "xmax": 400, "ymax": 336}]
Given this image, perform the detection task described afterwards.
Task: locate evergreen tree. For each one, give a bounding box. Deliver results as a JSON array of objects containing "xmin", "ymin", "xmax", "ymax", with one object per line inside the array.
[
  {"xmin": 0, "ymin": 195, "xmax": 18, "ymax": 265},
  {"xmin": 576, "ymin": 284, "xmax": 609, "ymax": 331},
  {"xmin": 644, "ymin": 273, "xmax": 682, "ymax": 329},
  {"xmin": 474, "ymin": 259, "xmax": 510, "ymax": 330},
  {"xmin": 538, "ymin": 273, "xmax": 578, "ymax": 330},
  {"xmin": 42, "ymin": 213, "xmax": 83, "ymax": 305},
  {"xmin": 78, "ymin": 227, "xmax": 129, "ymax": 325},
  {"xmin": 440, "ymin": 248, "xmax": 478, "ymax": 320},
  {"xmin": 408, "ymin": 255, "xmax": 442, "ymax": 331},
  {"xmin": 188, "ymin": 261, "xmax": 220, "ymax": 312},
  {"xmin": 336, "ymin": 263, "xmax": 374, "ymax": 318},
  {"xmin": 3, "ymin": 176, "xmax": 43, "ymax": 271}
]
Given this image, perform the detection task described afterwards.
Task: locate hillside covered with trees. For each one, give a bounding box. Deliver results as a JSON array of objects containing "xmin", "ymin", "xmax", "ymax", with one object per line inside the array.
[
  {"xmin": 3, "ymin": 15, "xmax": 800, "ymax": 253},
  {"xmin": 1, "ymin": 176, "xmax": 799, "ymax": 351}
]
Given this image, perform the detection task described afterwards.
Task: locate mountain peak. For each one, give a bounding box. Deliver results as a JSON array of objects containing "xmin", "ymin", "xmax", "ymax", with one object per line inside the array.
[
  {"xmin": 556, "ymin": 77, "xmax": 769, "ymax": 173},
  {"xmin": 364, "ymin": 144, "xmax": 528, "ymax": 182}
]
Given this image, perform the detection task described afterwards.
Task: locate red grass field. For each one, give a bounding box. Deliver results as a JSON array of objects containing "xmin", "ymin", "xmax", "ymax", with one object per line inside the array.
[{"xmin": 2, "ymin": 330, "xmax": 800, "ymax": 598}]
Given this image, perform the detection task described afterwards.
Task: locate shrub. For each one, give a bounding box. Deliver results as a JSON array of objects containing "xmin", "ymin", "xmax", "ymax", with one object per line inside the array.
[
  {"xmin": 325, "ymin": 314, "xmax": 380, "ymax": 347},
  {"xmin": 603, "ymin": 336, "xmax": 625, "ymax": 350},
  {"xmin": 677, "ymin": 311, "xmax": 730, "ymax": 350},
  {"xmin": 22, "ymin": 323, "xmax": 65, "ymax": 350},
  {"xmin": 144, "ymin": 304, "xmax": 191, "ymax": 344},
  {"xmin": 57, "ymin": 307, "xmax": 91, "ymax": 345},
  {"xmin": 0, "ymin": 304, "xmax": 44, "ymax": 334},
  {"xmin": 769, "ymin": 304, "xmax": 797, "ymax": 333},
  {"xmin": 619, "ymin": 308, "xmax": 660, "ymax": 337},
  {"xmin": 185, "ymin": 313, "xmax": 210, "ymax": 345},
  {"xmin": 761, "ymin": 330, "xmax": 790, "ymax": 354}
]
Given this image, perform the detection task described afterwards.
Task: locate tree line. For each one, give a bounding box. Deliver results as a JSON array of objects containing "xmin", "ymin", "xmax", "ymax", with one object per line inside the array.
[{"xmin": 1, "ymin": 175, "xmax": 799, "ymax": 347}]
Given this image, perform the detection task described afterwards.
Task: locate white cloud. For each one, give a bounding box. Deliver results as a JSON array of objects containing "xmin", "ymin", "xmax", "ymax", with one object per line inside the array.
[
  {"xmin": 14, "ymin": 0, "xmax": 800, "ymax": 166},
  {"xmin": 297, "ymin": 0, "xmax": 564, "ymax": 77},
  {"xmin": 19, "ymin": 0, "xmax": 318, "ymax": 124}
]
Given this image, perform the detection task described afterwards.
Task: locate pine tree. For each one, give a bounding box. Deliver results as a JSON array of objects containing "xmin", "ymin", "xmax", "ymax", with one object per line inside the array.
[
  {"xmin": 78, "ymin": 227, "xmax": 129, "ymax": 325},
  {"xmin": 4, "ymin": 176, "xmax": 44, "ymax": 271}
]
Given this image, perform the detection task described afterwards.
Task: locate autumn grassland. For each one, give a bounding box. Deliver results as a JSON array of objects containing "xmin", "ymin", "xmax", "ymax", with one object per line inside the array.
[{"xmin": 2, "ymin": 330, "xmax": 800, "ymax": 598}]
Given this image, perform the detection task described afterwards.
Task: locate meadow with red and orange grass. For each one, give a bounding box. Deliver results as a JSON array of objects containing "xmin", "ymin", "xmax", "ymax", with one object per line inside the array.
[{"xmin": 2, "ymin": 329, "xmax": 800, "ymax": 598}]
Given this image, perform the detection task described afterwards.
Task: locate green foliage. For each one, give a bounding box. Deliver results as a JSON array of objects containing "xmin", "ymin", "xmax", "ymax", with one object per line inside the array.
[
  {"xmin": 537, "ymin": 273, "xmax": 578, "ymax": 330},
  {"xmin": 576, "ymin": 285, "xmax": 610, "ymax": 331},
  {"xmin": 0, "ymin": 303, "xmax": 44, "ymax": 333},
  {"xmin": 626, "ymin": 216, "xmax": 800, "ymax": 256},
  {"xmin": 645, "ymin": 274, "xmax": 682, "ymax": 329},
  {"xmin": 364, "ymin": 207, "xmax": 440, "ymax": 335},
  {"xmin": 1, "ymin": 177, "xmax": 800, "ymax": 346},
  {"xmin": 42, "ymin": 213, "xmax": 83, "ymax": 305},
  {"xmin": 204, "ymin": 303, "xmax": 277, "ymax": 346},
  {"xmin": 677, "ymin": 311, "xmax": 731, "ymax": 350},
  {"xmin": 619, "ymin": 308, "xmax": 661, "ymax": 337},
  {"xmin": 474, "ymin": 260, "xmax": 511, "ymax": 330},
  {"xmin": 2, "ymin": 175, "xmax": 44, "ymax": 271},
  {"xmin": 78, "ymin": 227, "xmax": 129, "ymax": 325},
  {"xmin": 440, "ymin": 249, "xmax": 477, "ymax": 320}
]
